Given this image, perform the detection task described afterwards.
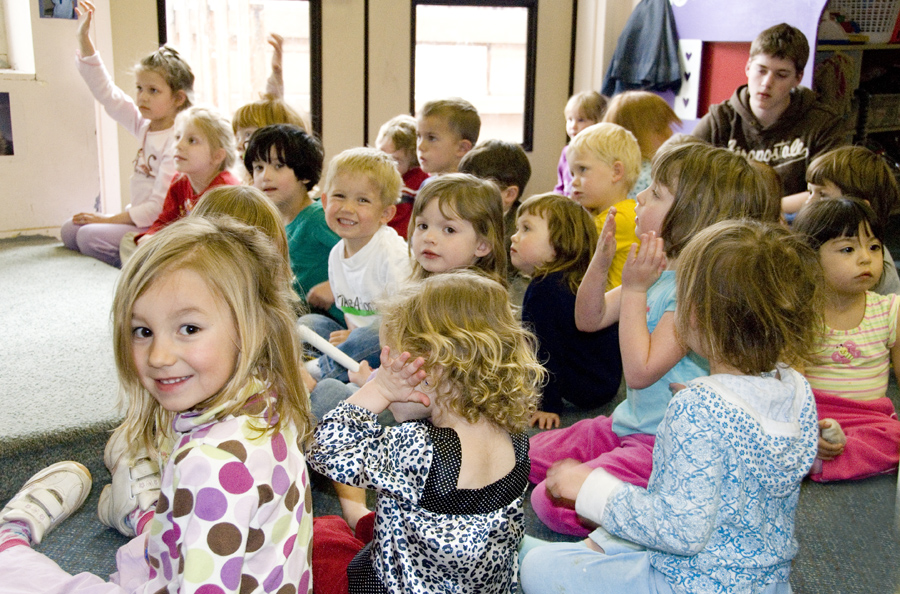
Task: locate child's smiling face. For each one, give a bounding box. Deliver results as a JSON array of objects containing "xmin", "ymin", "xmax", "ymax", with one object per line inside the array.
[
  {"xmin": 130, "ymin": 268, "xmax": 239, "ymax": 413},
  {"xmin": 322, "ymin": 172, "xmax": 395, "ymax": 256}
]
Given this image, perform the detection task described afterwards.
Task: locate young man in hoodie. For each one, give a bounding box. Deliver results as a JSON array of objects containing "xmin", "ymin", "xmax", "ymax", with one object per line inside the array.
[{"xmin": 692, "ymin": 23, "xmax": 846, "ymax": 213}]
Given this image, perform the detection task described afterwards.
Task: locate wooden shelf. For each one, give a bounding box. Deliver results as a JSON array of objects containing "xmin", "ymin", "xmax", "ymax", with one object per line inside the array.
[{"xmin": 818, "ymin": 43, "xmax": 900, "ymax": 51}]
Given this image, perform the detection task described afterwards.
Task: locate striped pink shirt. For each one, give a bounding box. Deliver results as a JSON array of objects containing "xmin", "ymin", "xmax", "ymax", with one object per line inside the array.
[{"xmin": 805, "ymin": 292, "xmax": 900, "ymax": 401}]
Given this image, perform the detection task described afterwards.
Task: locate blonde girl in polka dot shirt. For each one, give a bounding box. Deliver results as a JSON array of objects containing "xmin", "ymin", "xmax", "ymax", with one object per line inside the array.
[{"xmin": 0, "ymin": 216, "xmax": 316, "ymax": 594}]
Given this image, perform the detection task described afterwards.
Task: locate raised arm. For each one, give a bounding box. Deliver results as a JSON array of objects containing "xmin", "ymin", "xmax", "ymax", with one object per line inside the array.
[
  {"xmin": 618, "ymin": 233, "xmax": 686, "ymax": 389},
  {"xmin": 264, "ymin": 33, "xmax": 285, "ymax": 99},
  {"xmin": 575, "ymin": 209, "xmax": 622, "ymax": 332},
  {"xmin": 75, "ymin": 0, "xmax": 96, "ymax": 57}
]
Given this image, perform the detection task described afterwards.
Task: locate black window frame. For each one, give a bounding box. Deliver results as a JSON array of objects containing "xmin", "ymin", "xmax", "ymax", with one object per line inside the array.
[{"xmin": 410, "ymin": 0, "xmax": 538, "ymax": 151}]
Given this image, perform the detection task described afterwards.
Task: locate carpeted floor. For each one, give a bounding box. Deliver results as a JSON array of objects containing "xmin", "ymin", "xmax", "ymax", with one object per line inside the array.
[{"xmin": 2, "ymin": 234, "xmax": 900, "ymax": 592}]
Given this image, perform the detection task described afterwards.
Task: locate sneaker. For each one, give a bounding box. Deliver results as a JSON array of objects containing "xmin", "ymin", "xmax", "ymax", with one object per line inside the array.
[
  {"xmin": 0, "ymin": 461, "xmax": 92, "ymax": 544},
  {"xmin": 98, "ymin": 429, "xmax": 160, "ymax": 537}
]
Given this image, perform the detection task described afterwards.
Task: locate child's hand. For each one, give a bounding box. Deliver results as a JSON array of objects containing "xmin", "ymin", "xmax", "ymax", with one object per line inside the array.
[
  {"xmin": 592, "ymin": 207, "xmax": 618, "ymax": 273},
  {"xmin": 265, "ymin": 33, "xmax": 285, "ymax": 99},
  {"xmin": 307, "ymin": 281, "xmax": 335, "ymax": 310},
  {"xmin": 329, "ymin": 329, "xmax": 351, "ymax": 346},
  {"xmin": 816, "ymin": 419, "xmax": 845, "ymax": 460},
  {"xmin": 347, "ymin": 360, "xmax": 374, "ymax": 387},
  {"xmin": 75, "ymin": 0, "xmax": 96, "ymax": 57},
  {"xmin": 545, "ymin": 458, "xmax": 593, "ymax": 503},
  {"xmin": 72, "ymin": 212, "xmax": 110, "ymax": 225},
  {"xmin": 530, "ymin": 411, "xmax": 560, "ymax": 430},
  {"xmin": 371, "ymin": 347, "xmax": 430, "ymax": 407},
  {"xmin": 620, "ymin": 232, "xmax": 666, "ymax": 293}
]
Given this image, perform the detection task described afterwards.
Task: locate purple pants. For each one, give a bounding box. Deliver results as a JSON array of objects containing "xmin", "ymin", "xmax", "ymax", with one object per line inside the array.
[
  {"xmin": 529, "ymin": 415, "xmax": 655, "ymax": 536},
  {"xmin": 60, "ymin": 220, "xmax": 145, "ymax": 268}
]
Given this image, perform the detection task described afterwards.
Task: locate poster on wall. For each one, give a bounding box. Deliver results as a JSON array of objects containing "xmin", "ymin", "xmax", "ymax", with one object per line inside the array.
[
  {"xmin": 40, "ymin": 0, "xmax": 77, "ymax": 19},
  {"xmin": 0, "ymin": 93, "xmax": 12, "ymax": 156}
]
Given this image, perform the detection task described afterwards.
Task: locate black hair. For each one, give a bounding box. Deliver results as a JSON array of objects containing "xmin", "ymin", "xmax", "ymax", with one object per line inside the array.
[
  {"xmin": 243, "ymin": 124, "xmax": 324, "ymax": 191},
  {"xmin": 793, "ymin": 197, "xmax": 884, "ymax": 250}
]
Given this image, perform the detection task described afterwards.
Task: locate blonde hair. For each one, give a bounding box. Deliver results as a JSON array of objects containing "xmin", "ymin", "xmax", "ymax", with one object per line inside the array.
[
  {"xmin": 322, "ymin": 147, "xmax": 402, "ymax": 208},
  {"xmin": 112, "ymin": 217, "xmax": 314, "ymax": 455},
  {"xmin": 408, "ymin": 173, "xmax": 507, "ymax": 282},
  {"xmin": 232, "ymin": 98, "xmax": 309, "ymax": 134},
  {"xmin": 806, "ymin": 145, "xmax": 900, "ymax": 223},
  {"xmin": 746, "ymin": 159, "xmax": 784, "ymax": 224},
  {"xmin": 419, "ymin": 98, "xmax": 481, "ymax": 144},
  {"xmin": 652, "ymin": 142, "xmax": 769, "ymax": 259},
  {"xmin": 176, "ymin": 106, "xmax": 237, "ymax": 171},
  {"xmin": 137, "ymin": 45, "xmax": 194, "ymax": 110},
  {"xmin": 376, "ymin": 115, "xmax": 418, "ymax": 168},
  {"xmin": 566, "ymin": 91, "xmax": 608, "ymax": 123},
  {"xmin": 192, "ymin": 186, "xmax": 289, "ymax": 263},
  {"xmin": 568, "ymin": 122, "xmax": 642, "ymax": 192},
  {"xmin": 602, "ymin": 91, "xmax": 681, "ymax": 160},
  {"xmin": 516, "ymin": 193, "xmax": 597, "ymax": 293},
  {"xmin": 676, "ymin": 220, "xmax": 822, "ymax": 373},
  {"xmin": 380, "ymin": 271, "xmax": 544, "ymax": 433}
]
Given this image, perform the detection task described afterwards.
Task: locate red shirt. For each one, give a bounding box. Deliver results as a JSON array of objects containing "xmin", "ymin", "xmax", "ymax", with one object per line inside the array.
[{"xmin": 140, "ymin": 170, "xmax": 239, "ymax": 238}]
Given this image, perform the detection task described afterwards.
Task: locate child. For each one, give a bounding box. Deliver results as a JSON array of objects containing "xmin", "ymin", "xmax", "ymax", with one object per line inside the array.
[
  {"xmin": 233, "ymin": 34, "xmax": 310, "ymax": 160},
  {"xmin": 601, "ymin": 90, "xmax": 681, "ymax": 199},
  {"xmin": 409, "ymin": 173, "xmax": 507, "ymax": 283},
  {"xmin": 308, "ymin": 271, "xmax": 544, "ymax": 594},
  {"xmin": 803, "ymin": 145, "xmax": 900, "ymax": 295},
  {"xmin": 556, "ymin": 90, "xmax": 608, "ymax": 197},
  {"xmin": 416, "ymin": 97, "xmax": 480, "ymax": 175},
  {"xmin": 530, "ymin": 141, "xmax": 766, "ymax": 536},
  {"xmin": 62, "ymin": 0, "xmax": 193, "ymax": 268},
  {"xmin": 567, "ymin": 121, "xmax": 642, "ymax": 289},
  {"xmin": 244, "ymin": 124, "xmax": 342, "ymax": 320},
  {"xmin": 793, "ymin": 198, "xmax": 900, "ymax": 482},
  {"xmin": 121, "ymin": 105, "xmax": 238, "ymax": 261},
  {"xmin": 375, "ymin": 115, "xmax": 429, "ymax": 239},
  {"xmin": 191, "ymin": 185, "xmax": 290, "ymax": 262},
  {"xmin": 0, "ymin": 216, "xmax": 315, "ymax": 593},
  {"xmin": 511, "ymin": 193, "xmax": 622, "ymax": 430},
  {"xmin": 301, "ymin": 147, "xmax": 411, "ymax": 383},
  {"xmin": 693, "ymin": 22, "xmax": 845, "ymax": 202},
  {"xmin": 520, "ymin": 219, "xmax": 820, "ymax": 594}
]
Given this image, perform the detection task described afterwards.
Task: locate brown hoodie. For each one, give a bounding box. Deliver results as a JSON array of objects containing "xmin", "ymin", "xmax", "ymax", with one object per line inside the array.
[{"xmin": 693, "ymin": 85, "xmax": 847, "ymax": 195}]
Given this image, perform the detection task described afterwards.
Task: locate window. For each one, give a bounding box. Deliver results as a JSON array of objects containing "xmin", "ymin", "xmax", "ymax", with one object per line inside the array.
[
  {"xmin": 413, "ymin": 0, "xmax": 536, "ymax": 149},
  {"xmin": 164, "ymin": 0, "xmax": 314, "ymax": 127}
]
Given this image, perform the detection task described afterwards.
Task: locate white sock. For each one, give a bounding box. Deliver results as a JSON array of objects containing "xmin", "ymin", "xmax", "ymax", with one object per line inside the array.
[{"xmin": 305, "ymin": 358, "xmax": 322, "ymax": 381}]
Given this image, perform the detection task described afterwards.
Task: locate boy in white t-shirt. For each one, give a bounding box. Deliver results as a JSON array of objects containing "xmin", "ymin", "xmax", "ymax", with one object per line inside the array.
[{"xmin": 301, "ymin": 147, "xmax": 411, "ymax": 382}]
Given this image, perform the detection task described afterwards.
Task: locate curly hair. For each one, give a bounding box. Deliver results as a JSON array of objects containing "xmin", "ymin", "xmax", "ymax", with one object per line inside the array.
[{"xmin": 379, "ymin": 271, "xmax": 544, "ymax": 433}]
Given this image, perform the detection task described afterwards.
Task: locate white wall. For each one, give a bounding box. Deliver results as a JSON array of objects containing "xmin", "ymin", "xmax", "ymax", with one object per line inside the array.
[{"xmin": 0, "ymin": 0, "xmax": 157, "ymax": 239}]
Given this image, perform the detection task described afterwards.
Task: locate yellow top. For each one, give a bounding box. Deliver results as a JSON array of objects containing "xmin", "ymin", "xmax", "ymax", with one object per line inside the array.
[{"xmin": 595, "ymin": 198, "xmax": 638, "ymax": 290}]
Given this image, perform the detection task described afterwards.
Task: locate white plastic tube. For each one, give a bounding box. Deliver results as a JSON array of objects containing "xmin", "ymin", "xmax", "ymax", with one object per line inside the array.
[{"xmin": 297, "ymin": 324, "xmax": 361, "ymax": 373}]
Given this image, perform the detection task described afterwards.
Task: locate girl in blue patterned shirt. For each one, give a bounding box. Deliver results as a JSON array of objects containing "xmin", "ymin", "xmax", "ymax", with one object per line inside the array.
[{"xmin": 521, "ymin": 220, "xmax": 821, "ymax": 594}]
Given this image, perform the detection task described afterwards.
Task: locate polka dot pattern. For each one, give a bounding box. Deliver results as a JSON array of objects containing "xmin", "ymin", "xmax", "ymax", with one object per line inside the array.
[{"xmin": 141, "ymin": 398, "xmax": 313, "ymax": 594}]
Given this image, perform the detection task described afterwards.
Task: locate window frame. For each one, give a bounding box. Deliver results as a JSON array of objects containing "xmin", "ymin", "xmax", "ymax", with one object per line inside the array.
[
  {"xmin": 157, "ymin": 0, "xmax": 323, "ymax": 138},
  {"xmin": 410, "ymin": 0, "xmax": 538, "ymax": 151}
]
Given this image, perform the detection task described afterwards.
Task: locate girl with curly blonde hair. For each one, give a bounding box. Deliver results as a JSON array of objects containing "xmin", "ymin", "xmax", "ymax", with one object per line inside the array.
[{"xmin": 308, "ymin": 271, "xmax": 544, "ymax": 594}]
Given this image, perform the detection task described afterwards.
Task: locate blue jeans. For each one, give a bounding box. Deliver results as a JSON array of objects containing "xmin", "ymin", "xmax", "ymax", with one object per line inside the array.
[
  {"xmin": 297, "ymin": 314, "xmax": 382, "ymax": 383},
  {"xmin": 310, "ymin": 378, "xmax": 395, "ymax": 425}
]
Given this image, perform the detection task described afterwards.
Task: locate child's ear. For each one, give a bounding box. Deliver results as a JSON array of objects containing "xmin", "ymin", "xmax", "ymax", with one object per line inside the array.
[
  {"xmin": 173, "ymin": 90, "xmax": 188, "ymax": 109},
  {"xmin": 500, "ymin": 186, "xmax": 520, "ymax": 212},
  {"xmin": 474, "ymin": 239, "xmax": 492, "ymax": 258},
  {"xmin": 380, "ymin": 203, "xmax": 397, "ymax": 224},
  {"xmin": 611, "ymin": 161, "xmax": 625, "ymax": 183},
  {"xmin": 456, "ymin": 138, "xmax": 473, "ymax": 157},
  {"xmin": 213, "ymin": 147, "xmax": 228, "ymax": 168}
]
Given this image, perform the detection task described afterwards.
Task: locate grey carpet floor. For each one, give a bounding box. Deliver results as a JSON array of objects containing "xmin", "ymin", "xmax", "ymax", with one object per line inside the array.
[{"xmin": 2, "ymin": 235, "xmax": 900, "ymax": 592}]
